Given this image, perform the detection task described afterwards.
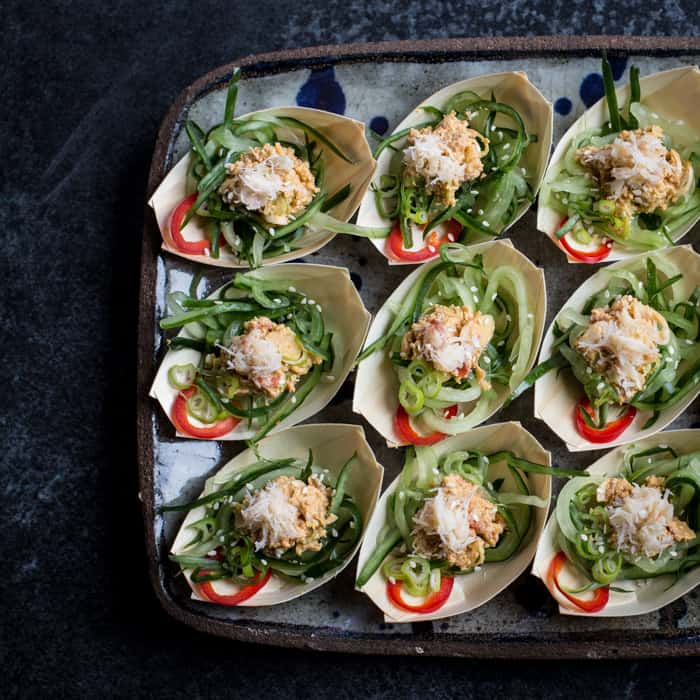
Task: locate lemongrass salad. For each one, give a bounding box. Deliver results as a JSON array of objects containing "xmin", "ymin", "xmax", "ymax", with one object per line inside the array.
[
  {"xmin": 543, "ymin": 55, "xmax": 700, "ymax": 262},
  {"xmin": 371, "ymin": 91, "xmax": 537, "ymax": 262},
  {"xmin": 160, "ymin": 273, "xmax": 336, "ymax": 441},
  {"xmin": 164, "ymin": 452, "xmax": 361, "ymax": 605},
  {"xmin": 355, "ymin": 445, "xmax": 577, "ymax": 615},
  {"xmin": 512, "ymin": 254, "xmax": 700, "ymax": 445},
  {"xmin": 544, "ymin": 443, "xmax": 700, "ymax": 614},
  {"xmin": 356, "ymin": 244, "xmax": 538, "ymax": 445},
  {"xmin": 166, "ymin": 70, "xmax": 387, "ymax": 268}
]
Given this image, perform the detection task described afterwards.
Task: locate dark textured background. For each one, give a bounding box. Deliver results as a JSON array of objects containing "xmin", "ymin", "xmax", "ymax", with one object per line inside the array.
[{"xmin": 4, "ymin": 1, "xmax": 700, "ymax": 697}]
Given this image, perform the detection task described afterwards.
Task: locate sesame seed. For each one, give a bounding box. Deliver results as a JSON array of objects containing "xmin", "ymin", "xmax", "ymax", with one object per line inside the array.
[
  {"xmin": 428, "ymin": 245, "xmax": 436, "ymax": 253},
  {"xmin": 482, "ymin": 220, "xmax": 490, "ymax": 227},
  {"xmin": 477, "ymin": 209, "xmax": 484, "ymax": 216},
  {"xmin": 580, "ymin": 533, "xmax": 588, "ymax": 541},
  {"xmin": 470, "ymin": 286, "xmax": 478, "ymax": 293},
  {"xmin": 316, "ymin": 304, "xmax": 322, "ymax": 313},
  {"xmin": 596, "ymin": 382, "xmax": 605, "ymax": 391},
  {"xmin": 470, "ymin": 190, "xmax": 479, "ymax": 195},
  {"xmin": 288, "ymin": 286, "xmax": 296, "ymax": 292},
  {"xmin": 586, "ymin": 367, "xmax": 593, "ymax": 375}
]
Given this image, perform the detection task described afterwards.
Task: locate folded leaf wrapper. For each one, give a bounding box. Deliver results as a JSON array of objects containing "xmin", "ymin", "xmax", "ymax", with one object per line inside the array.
[
  {"xmin": 150, "ymin": 264, "xmax": 370, "ymax": 440},
  {"xmin": 148, "ymin": 106, "xmax": 376, "ymax": 268},
  {"xmin": 538, "ymin": 66, "xmax": 700, "ymax": 263},
  {"xmin": 532, "ymin": 429, "xmax": 700, "ymax": 617},
  {"xmin": 356, "ymin": 71, "xmax": 553, "ymax": 265},
  {"xmin": 171, "ymin": 423, "xmax": 384, "ymax": 607},
  {"xmin": 356, "ymin": 422, "xmax": 551, "ymax": 623},
  {"xmin": 353, "ymin": 239, "xmax": 546, "ymax": 447},
  {"xmin": 534, "ymin": 245, "xmax": 700, "ymax": 451}
]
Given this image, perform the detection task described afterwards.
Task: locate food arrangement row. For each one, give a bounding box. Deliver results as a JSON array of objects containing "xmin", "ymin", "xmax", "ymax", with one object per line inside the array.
[{"xmin": 149, "ymin": 55, "xmax": 700, "ymax": 622}]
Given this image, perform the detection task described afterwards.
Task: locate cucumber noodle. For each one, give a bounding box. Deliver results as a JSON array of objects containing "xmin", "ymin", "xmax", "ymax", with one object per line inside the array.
[
  {"xmin": 511, "ymin": 254, "xmax": 700, "ymax": 429},
  {"xmin": 357, "ymin": 244, "xmax": 536, "ymax": 436},
  {"xmin": 161, "ymin": 271, "xmax": 335, "ymax": 442},
  {"xmin": 356, "ymin": 446, "xmax": 561, "ymax": 591},
  {"xmin": 179, "ymin": 70, "xmax": 389, "ymax": 268},
  {"xmin": 542, "ymin": 55, "xmax": 700, "ymax": 253},
  {"xmin": 372, "ymin": 91, "xmax": 535, "ymax": 249},
  {"xmin": 552, "ymin": 444, "xmax": 700, "ymax": 585},
  {"xmin": 164, "ymin": 453, "xmax": 362, "ymax": 585}
]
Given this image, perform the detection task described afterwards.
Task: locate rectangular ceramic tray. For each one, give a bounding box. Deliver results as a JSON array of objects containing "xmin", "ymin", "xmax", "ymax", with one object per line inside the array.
[{"xmin": 137, "ymin": 36, "xmax": 700, "ymax": 658}]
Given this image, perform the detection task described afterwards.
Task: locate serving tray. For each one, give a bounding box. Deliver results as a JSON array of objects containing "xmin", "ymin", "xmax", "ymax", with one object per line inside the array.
[{"xmin": 137, "ymin": 36, "xmax": 700, "ymax": 658}]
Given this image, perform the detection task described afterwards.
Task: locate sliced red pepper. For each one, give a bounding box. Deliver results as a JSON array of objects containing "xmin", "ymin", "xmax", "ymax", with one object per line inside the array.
[
  {"xmin": 574, "ymin": 397, "xmax": 636, "ymax": 444},
  {"xmin": 547, "ymin": 552, "xmax": 609, "ymax": 613},
  {"xmin": 169, "ymin": 194, "xmax": 223, "ymax": 255},
  {"xmin": 387, "ymin": 219, "xmax": 461, "ymax": 263},
  {"xmin": 557, "ymin": 217, "xmax": 612, "ymax": 264},
  {"xmin": 171, "ymin": 387, "xmax": 240, "ymax": 439},
  {"xmin": 198, "ymin": 568, "xmax": 271, "ymax": 606},
  {"xmin": 387, "ymin": 576, "xmax": 454, "ymax": 614},
  {"xmin": 394, "ymin": 405, "xmax": 458, "ymax": 446}
]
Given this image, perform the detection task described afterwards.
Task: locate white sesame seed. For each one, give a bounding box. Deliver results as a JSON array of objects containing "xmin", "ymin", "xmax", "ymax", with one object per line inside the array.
[
  {"xmin": 477, "ymin": 209, "xmax": 484, "ymax": 215},
  {"xmin": 580, "ymin": 533, "xmax": 588, "ymax": 541},
  {"xmin": 428, "ymin": 245, "xmax": 436, "ymax": 253},
  {"xmin": 482, "ymin": 220, "xmax": 490, "ymax": 227},
  {"xmin": 288, "ymin": 286, "xmax": 296, "ymax": 292},
  {"xmin": 596, "ymin": 382, "xmax": 605, "ymax": 391},
  {"xmin": 470, "ymin": 190, "xmax": 479, "ymax": 195},
  {"xmin": 470, "ymin": 286, "xmax": 478, "ymax": 293},
  {"xmin": 316, "ymin": 304, "xmax": 322, "ymax": 313}
]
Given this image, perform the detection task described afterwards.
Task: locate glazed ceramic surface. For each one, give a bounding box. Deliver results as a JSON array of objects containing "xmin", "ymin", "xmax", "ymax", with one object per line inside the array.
[{"xmin": 139, "ymin": 41, "xmax": 700, "ymax": 657}]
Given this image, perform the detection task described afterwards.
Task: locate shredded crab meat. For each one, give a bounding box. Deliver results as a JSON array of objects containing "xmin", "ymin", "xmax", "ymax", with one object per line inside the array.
[
  {"xmin": 219, "ymin": 143, "xmax": 318, "ymax": 225},
  {"xmin": 400, "ymin": 304, "xmax": 494, "ymax": 388},
  {"xmin": 402, "ymin": 112, "xmax": 488, "ymax": 206},
  {"xmin": 217, "ymin": 316, "xmax": 320, "ymax": 399},
  {"xmin": 576, "ymin": 126, "xmax": 691, "ymax": 214},
  {"xmin": 236, "ymin": 475, "xmax": 337, "ymax": 555},
  {"xmin": 596, "ymin": 476, "xmax": 695, "ymax": 559},
  {"xmin": 574, "ymin": 295, "xmax": 670, "ymax": 403},
  {"xmin": 411, "ymin": 474, "xmax": 505, "ymax": 570}
]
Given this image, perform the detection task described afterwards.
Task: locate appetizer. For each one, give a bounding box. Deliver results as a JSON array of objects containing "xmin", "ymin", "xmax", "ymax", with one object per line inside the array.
[
  {"xmin": 533, "ymin": 431, "xmax": 700, "ymax": 617},
  {"xmin": 150, "ymin": 264, "xmax": 370, "ymax": 440},
  {"xmin": 513, "ymin": 246, "xmax": 700, "ymax": 451},
  {"xmin": 356, "ymin": 71, "xmax": 552, "ymax": 264},
  {"xmin": 149, "ymin": 70, "xmax": 385, "ymax": 268},
  {"xmin": 355, "ymin": 422, "xmax": 572, "ymax": 622},
  {"xmin": 353, "ymin": 240, "xmax": 546, "ymax": 446},
  {"xmin": 166, "ymin": 424, "xmax": 383, "ymax": 607},
  {"xmin": 540, "ymin": 56, "xmax": 700, "ymax": 263}
]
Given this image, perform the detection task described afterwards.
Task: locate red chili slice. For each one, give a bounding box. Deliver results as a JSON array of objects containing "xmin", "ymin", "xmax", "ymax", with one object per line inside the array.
[
  {"xmin": 387, "ymin": 576, "xmax": 454, "ymax": 614},
  {"xmin": 387, "ymin": 219, "xmax": 461, "ymax": 262},
  {"xmin": 557, "ymin": 218, "xmax": 612, "ymax": 264},
  {"xmin": 198, "ymin": 568, "xmax": 271, "ymax": 606},
  {"xmin": 169, "ymin": 194, "xmax": 223, "ymax": 255},
  {"xmin": 394, "ymin": 405, "xmax": 458, "ymax": 446},
  {"xmin": 547, "ymin": 552, "xmax": 609, "ymax": 613},
  {"xmin": 574, "ymin": 397, "xmax": 636, "ymax": 444},
  {"xmin": 171, "ymin": 387, "xmax": 240, "ymax": 439}
]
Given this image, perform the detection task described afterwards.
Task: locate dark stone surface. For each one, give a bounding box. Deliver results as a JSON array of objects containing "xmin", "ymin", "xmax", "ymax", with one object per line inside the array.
[{"xmin": 4, "ymin": 1, "xmax": 700, "ymax": 697}]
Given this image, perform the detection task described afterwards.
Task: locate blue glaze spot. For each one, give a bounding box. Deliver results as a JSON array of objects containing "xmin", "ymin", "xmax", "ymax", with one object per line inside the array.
[
  {"xmin": 608, "ymin": 55, "xmax": 628, "ymax": 81},
  {"xmin": 296, "ymin": 67, "xmax": 346, "ymax": 115},
  {"xmin": 580, "ymin": 73, "xmax": 605, "ymax": 108},
  {"xmin": 554, "ymin": 97, "xmax": 572, "ymax": 116},
  {"xmin": 369, "ymin": 116, "xmax": 389, "ymax": 135},
  {"xmin": 350, "ymin": 271, "xmax": 362, "ymax": 291}
]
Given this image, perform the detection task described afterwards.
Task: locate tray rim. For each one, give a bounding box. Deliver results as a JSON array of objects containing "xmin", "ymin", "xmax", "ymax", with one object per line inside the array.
[{"xmin": 137, "ymin": 35, "xmax": 700, "ymax": 658}]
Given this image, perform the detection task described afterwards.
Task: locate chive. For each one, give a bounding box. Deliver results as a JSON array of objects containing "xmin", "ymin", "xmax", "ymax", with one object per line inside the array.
[
  {"xmin": 602, "ymin": 51, "xmax": 621, "ymax": 133},
  {"xmin": 185, "ymin": 120, "xmax": 212, "ymax": 171},
  {"xmin": 507, "ymin": 353, "xmax": 569, "ymax": 404},
  {"xmin": 628, "ymin": 65, "xmax": 641, "ymax": 129},
  {"xmin": 330, "ymin": 454, "xmax": 355, "ymax": 514},
  {"xmin": 224, "ymin": 69, "xmax": 241, "ymax": 130}
]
